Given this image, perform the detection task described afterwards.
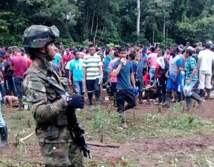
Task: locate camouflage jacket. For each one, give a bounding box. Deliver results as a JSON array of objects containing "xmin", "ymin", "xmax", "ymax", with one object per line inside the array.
[{"xmin": 22, "ymin": 61, "xmax": 72, "ymax": 143}]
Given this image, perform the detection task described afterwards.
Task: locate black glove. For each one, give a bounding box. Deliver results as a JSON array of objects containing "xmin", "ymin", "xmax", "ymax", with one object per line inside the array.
[{"xmin": 64, "ymin": 93, "xmax": 84, "ymax": 109}]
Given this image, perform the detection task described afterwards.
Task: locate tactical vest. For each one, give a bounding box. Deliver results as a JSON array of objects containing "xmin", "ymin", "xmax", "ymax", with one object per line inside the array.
[{"xmin": 24, "ymin": 68, "xmax": 70, "ymax": 129}]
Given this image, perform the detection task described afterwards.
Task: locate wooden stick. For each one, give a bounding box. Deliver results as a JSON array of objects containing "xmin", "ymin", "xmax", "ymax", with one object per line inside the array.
[
  {"xmin": 88, "ymin": 142, "xmax": 120, "ymax": 148},
  {"xmin": 16, "ymin": 132, "xmax": 35, "ymax": 145}
]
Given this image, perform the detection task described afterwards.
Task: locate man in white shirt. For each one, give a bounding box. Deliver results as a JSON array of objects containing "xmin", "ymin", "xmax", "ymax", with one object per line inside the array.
[{"xmin": 197, "ymin": 42, "xmax": 214, "ymax": 99}]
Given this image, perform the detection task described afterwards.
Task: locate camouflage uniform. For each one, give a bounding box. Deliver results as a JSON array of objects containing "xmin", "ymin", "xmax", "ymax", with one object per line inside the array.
[
  {"xmin": 22, "ymin": 25, "xmax": 84, "ymax": 167},
  {"xmin": 22, "ymin": 61, "xmax": 84, "ymax": 167}
]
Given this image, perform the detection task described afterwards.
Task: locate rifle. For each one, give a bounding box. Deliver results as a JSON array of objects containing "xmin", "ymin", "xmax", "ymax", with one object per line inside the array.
[
  {"xmin": 66, "ymin": 105, "xmax": 91, "ymax": 158},
  {"xmin": 66, "ymin": 76, "xmax": 91, "ymax": 157},
  {"xmin": 48, "ymin": 76, "xmax": 91, "ymax": 158}
]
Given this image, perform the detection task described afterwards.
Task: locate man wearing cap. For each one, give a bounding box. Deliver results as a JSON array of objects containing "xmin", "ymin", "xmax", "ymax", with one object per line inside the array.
[{"xmin": 22, "ymin": 25, "xmax": 85, "ymax": 167}]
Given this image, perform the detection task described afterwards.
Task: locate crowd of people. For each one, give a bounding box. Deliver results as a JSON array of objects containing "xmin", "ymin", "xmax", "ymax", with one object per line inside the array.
[
  {"xmin": 0, "ymin": 42, "xmax": 214, "ymax": 125},
  {"xmin": 0, "ymin": 24, "xmax": 214, "ymax": 166}
]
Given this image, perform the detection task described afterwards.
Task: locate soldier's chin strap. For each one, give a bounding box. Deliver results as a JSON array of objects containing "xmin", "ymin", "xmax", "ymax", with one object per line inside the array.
[{"xmin": 31, "ymin": 51, "xmax": 54, "ymax": 72}]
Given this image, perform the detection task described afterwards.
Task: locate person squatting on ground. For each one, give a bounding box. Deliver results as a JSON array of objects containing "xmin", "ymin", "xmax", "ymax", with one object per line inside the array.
[
  {"xmin": 11, "ymin": 48, "xmax": 28, "ymax": 110},
  {"xmin": 183, "ymin": 49, "xmax": 203, "ymax": 111},
  {"xmin": 68, "ymin": 50, "xmax": 85, "ymax": 95},
  {"xmin": 0, "ymin": 92, "xmax": 8, "ymax": 148},
  {"xmin": 197, "ymin": 42, "xmax": 214, "ymax": 99},
  {"xmin": 112, "ymin": 47, "xmax": 136, "ymax": 129},
  {"xmin": 83, "ymin": 44, "xmax": 103, "ymax": 108},
  {"xmin": 163, "ymin": 46, "xmax": 183, "ymax": 107},
  {"xmin": 22, "ymin": 25, "xmax": 86, "ymax": 167}
]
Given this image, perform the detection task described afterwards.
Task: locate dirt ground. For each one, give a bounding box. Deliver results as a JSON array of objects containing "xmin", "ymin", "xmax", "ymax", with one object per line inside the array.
[
  {"xmin": 1, "ymin": 134, "xmax": 214, "ymax": 166},
  {"xmin": 1, "ymin": 90, "xmax": 214, "ymax": 166}
]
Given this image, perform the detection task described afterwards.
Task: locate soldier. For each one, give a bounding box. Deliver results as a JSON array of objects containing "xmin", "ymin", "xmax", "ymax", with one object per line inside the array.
[{"xmin": 22, "ymin": 25, "xmax": 86, "ymax": 167}]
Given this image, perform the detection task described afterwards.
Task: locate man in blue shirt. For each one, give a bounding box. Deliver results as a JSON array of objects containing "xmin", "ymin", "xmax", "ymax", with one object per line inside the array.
[
  {"xmin": 68, "ymin": 50, "xmax": 85, "ymax": 95},
  {"xmin": 140, "ymin": 49, "xmax": 148, "ymax": 69},
  {"xmin": 112, "ymin": 47, "xmax": 136, "ymax": 129},
  {"xmin": 128, "ymin": 53, "xmax": 138, "ymax": 79}
]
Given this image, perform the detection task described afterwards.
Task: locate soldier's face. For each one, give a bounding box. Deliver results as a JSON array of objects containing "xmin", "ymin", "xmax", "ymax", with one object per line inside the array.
[{"xmin": 47, "ymin": 43, "xmax": 58, "ymax": 60}]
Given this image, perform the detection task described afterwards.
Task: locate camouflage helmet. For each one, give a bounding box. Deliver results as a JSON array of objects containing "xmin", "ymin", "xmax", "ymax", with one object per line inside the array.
[{"xmin": 23, "ymin": 25, "xmax": 59, "ymax": 48}]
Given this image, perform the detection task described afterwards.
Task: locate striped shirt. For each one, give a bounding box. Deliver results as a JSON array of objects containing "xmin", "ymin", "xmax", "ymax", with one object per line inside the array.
[{"xmin": 82, "ymin": 54, "xmax": 103, "ymax": 80}]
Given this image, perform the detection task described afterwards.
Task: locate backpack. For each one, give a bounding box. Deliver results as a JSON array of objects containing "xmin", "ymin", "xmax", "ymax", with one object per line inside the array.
[{"xmin": 4, "ymin": 62, "xmax": 13, "ymax": 77}]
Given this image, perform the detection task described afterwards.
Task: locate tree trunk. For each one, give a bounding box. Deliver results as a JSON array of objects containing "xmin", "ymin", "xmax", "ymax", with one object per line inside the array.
[
  {"xmin": 58, "ymin": 18, "xmax": 70, "ymax": 38},
  {"xmin": 152, "ymin": 29, "xmax": 155, "ymax": 44},
  {"xmin": 91, "ymin": 11, "xmax": 95, "ymax": 35},
  {"xmin": 137, "ymin": 0, "xmax": 140, "ymax": 43},
  {"xmin": 163, "ymin": 0, "xmax": 166, "ymax": 42},
  {"xmin": 163, "ymin": 22, "xmax": 166, "ymax": 42},
  {"xmin": 93, "ymin": 17, "xmax": 98, "ymax": 44}
]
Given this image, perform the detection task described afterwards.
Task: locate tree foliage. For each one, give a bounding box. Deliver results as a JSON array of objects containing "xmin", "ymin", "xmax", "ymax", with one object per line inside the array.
[{"xmin": 0, "ymin": 0, "xmax": 214, "ymax": 47}]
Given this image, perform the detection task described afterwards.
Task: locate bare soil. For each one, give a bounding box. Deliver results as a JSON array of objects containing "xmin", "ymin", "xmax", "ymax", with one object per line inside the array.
[{"xmin": 1, "ymin": 133, "xmax": 214, "ymax": 166}]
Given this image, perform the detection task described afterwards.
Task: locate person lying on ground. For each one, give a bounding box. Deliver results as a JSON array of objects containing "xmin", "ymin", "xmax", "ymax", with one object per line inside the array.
[{"xmin": 4, "ymin": 95, "xmax": 18, "ymax": 108}]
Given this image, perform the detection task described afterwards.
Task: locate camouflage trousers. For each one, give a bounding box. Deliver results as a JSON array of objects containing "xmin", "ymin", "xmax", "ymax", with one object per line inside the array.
[{"xmin": 40, "ymin": 141, "xmax": 84, "ymax": 167}]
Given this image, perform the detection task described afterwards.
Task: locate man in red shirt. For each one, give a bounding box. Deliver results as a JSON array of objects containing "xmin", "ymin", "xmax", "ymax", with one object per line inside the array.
[
  {"xmin": 10, "ymin": 48, "xmax": 28, "ymax": 110},
  {"xmin": 62, "ymin": 48, "xmax": 74, "ymax": 77}
]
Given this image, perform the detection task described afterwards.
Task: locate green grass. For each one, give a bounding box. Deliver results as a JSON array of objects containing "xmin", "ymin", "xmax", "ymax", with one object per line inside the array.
[{"xmin": 78, "ymin": 106, "xmax": 214, "ymax": 144}]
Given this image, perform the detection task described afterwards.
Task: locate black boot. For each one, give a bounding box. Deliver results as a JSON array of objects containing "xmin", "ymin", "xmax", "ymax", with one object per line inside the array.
[
  {"xmin": 199, "ymin": 89, "xmax": 204, "ymax": 98},
  {"xmin": 88, "ymin": 91, "xmax": 93, "ymax": 106},
  {"xmin": 190, "ymin": 92, "xmax": 203, "ymax": 108},
  {"xmin": 163, "ymin": 92, "xmax": 171, "ymax": 107},
  {"xmin": 177, "ymin": 92, "xmax": 182, "ymax": 102},
  {"xmin": 95, "ymin": 95, "xmax": 100, "ymax": 107},
  {"xmin": 205, "ymin": 88, "xmax": 211, "ymax": 100},
  {"xmin": 16, "ymin": 98, "xmax": 23, "ymax": 111},
  {"xmin": 163, "ymin": 92, "xmax": 166, "ymax": 103},
  {"xmin": 138, "ymin": 91, "xmax": 143, "ymax": 104},
  {"xmin": 118, "ymin": 112, "xmax": 128, "ymax": 129},
  {"xmin": 124, "ymin": 104, "xmax": 131, "ymax": 111},
  {"xmin": 113, "ymin": 93, "xmax": 117, "ymax": 107},
  {"xmin": 185, "ymin": 97, "xmax": 192, "ymax": 111},
  {"xmin": 158, "ymin": 93, "xmax": 163, "ymax": 104},
  {"xmin": 0, "ymin": 126, "xmax": 8, "ymax": 147}
]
